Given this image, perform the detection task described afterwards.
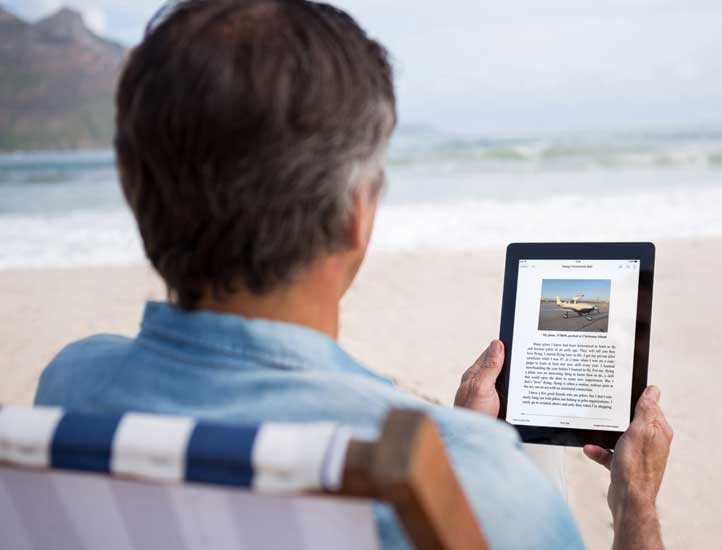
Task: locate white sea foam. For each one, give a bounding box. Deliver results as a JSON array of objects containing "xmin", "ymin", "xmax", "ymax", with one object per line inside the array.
[
  {"xmin": 0, "ymin": 209, "xmax": 144, "ymax": 270},
  {"xmin": 1, "ymin": 184, "xmax": 721, "ymax": 270},
  {"xmin": 372, "ymin": 184, "xmax": 722, "ymax": 252},
  {"xmin": 1, "ymin": 141, "xmax": 722, "ymax": 270}
]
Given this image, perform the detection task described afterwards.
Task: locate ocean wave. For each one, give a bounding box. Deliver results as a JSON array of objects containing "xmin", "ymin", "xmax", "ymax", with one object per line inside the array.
[
  {"xmin": 0, "ymin": 209, "xmax": 143, "ymax": 269},
  {"xmin": 4, "ymin": 134, "xmax": 722, "ymax": 184},
  {"xmin": 388, "ymin": 133, "xmax": 722, "ymax": 171},
  {"xmin": 2, "ymin": 185, "xmax": 721, "ymax": 270},
  {"xmin": 372, "ymin": 185, "xmax": 722, "ymax": 251}
]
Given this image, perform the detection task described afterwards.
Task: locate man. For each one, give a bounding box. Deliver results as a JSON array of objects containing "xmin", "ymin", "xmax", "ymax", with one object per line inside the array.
[{"xmin": 35, "ymin": 1, "xmax": 672, "ymax": 548}]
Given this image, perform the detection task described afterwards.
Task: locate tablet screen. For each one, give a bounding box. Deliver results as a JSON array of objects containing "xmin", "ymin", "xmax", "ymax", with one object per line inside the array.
[{"xmin": 506, "ymin": 259, "xmax": 640, "ymax": 432}]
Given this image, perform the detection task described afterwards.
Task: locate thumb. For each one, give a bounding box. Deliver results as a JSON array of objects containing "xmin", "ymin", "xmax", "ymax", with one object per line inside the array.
[
  {"xmin": 634, "ymin": 385, "xmax": 661, "ymax": 421},
  {"xmin": 460, "ymin": 340, "xmax": 504, "ymax": 389},
  {"xmin": 642, "ymin": 385, "xmax": 661, "ymax": 403},
  {"xmin": 583, "ymin": 445, "xmax": 613, "ymax": 471},
  {"xmin": 471, "ymin": 339, "xmax": 504, "ymax": 375},
  {"xmin": 455, "ymin": 340, "xmax": 504, "ymax": 414}
]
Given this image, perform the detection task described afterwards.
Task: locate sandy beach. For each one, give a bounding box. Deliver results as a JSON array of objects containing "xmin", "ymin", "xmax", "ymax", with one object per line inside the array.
[{"xmin": 1, "ymin": 238, "xmax": 720, "ymax": 549}]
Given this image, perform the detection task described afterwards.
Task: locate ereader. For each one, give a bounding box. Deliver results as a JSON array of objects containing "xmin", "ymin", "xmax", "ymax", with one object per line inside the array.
[{"xmin": 497, "ymin": 243, "xmax": 654, "ymax": 448}]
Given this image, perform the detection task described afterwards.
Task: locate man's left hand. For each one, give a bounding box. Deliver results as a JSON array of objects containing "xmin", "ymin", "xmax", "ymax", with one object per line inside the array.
[{"xmin": 454, "ymin": 339, "xmax": 504, "ymax": 417}]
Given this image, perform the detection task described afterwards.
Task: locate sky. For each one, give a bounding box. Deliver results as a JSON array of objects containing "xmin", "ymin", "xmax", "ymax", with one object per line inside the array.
[
  {"xmin": 541, "ymin": 279, "xmax": 611, "ymax": 302},
  {"xmin": 6, "ymin": 0, "xmax": 722, "ymax": 135}
]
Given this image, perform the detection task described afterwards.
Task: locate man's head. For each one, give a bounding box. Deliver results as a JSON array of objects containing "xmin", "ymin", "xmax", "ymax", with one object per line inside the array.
[{"xmin": 115, "ymin": 0, "xmax": 395, "ymax": 309}]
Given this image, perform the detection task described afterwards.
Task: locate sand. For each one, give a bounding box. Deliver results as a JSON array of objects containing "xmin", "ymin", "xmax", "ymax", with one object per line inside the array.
[{"xmin": 2, "ymin": 238, "xmax": 721, "ymax": 549}]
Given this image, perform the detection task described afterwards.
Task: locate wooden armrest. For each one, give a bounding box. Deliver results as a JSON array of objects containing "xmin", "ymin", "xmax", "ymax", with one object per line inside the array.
[{"xmin": 339, "ymin": 409, "xmax": 488, "ymax": 550}]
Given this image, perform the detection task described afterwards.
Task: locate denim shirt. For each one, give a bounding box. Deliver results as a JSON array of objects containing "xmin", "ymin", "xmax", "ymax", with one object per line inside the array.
[{"xmin": 36, "ymin": 301, "xmax": 584, "ymax": 549}]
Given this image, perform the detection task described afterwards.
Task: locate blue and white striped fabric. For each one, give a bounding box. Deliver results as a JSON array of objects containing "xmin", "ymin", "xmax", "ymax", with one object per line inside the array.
[{"xmin": 0, "ymin": 405, "xmax": 351, "ymax": 493}]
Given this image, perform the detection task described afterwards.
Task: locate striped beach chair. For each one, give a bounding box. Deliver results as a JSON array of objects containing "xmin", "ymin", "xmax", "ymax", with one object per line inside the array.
[{"xmin": 0, "ymin": 405, "xmax": 487, "ymax": 550}]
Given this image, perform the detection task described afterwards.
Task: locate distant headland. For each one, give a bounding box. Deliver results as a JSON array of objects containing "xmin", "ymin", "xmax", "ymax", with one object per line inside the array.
[{"xmin": 0, "ymin": 4, "xmax": 127, "ymax": 152}]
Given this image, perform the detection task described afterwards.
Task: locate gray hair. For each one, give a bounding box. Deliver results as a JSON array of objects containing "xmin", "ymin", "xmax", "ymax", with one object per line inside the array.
[{"xmin": 115, "ymin": 0, "xmax": 397, "ymax": 308}]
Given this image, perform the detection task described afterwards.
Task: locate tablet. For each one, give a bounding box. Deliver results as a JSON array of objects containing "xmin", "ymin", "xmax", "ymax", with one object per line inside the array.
[{"xmin": 497, "ymin": 243, "xmax": 655, "ymax": 448}]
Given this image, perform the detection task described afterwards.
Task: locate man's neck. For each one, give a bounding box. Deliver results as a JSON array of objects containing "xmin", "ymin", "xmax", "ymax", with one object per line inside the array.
[{"xmin": 196, "ymin": 266, "xmax": 344, "ymax": 339}]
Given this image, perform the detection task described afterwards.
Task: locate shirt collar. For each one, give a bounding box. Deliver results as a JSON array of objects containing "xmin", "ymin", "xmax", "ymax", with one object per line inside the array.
[{"xmin": 138, "ymin": 301, "xmax": 392, "ymax": 384}]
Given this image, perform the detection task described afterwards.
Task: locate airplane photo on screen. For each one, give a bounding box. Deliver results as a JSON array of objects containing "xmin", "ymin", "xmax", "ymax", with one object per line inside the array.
[{"xmin": 538, "ymin": 279, "xmax": 611, "ymax": 333}]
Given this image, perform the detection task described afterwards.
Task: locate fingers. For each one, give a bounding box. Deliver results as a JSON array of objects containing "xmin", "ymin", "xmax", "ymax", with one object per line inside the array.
[{"xmin": 583, "ymin": 444, "xmax": 613, "ymax": 471}]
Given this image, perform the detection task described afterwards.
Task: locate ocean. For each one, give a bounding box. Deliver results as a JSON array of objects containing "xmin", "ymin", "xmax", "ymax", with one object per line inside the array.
[{"xmin": 2, "ymin": 130, "xmax": 722, "ymax": 270}]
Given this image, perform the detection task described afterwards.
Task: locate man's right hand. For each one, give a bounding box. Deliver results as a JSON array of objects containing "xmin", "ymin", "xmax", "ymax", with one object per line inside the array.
[{"xmin": 583, "ymin": 385, "xmax": 673, "ymax": 550}]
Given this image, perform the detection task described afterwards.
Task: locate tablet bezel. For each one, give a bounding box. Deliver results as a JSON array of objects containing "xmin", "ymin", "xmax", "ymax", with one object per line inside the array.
[{"xmin": 497, "ymin": 242, "xmax": 655, "ymax": 449}]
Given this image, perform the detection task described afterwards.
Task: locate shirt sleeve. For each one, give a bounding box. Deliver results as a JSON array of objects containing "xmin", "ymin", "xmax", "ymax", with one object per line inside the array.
[{"xmin": 430, "ymin": 406, "xmax": 586, "ymax": 549}]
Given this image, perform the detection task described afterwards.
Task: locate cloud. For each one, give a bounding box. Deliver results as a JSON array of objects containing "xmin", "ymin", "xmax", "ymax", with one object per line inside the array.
[
  {"xmin": 81, "ymin": 4, "xmax": 106, "ymax": 34},
  {"xmin": 4, "ymin": 0, "xmax": 722, "ymax": 133},
  {"xmin": 337, "ymin": 0, "xmax": 722, "ymax": 133}
]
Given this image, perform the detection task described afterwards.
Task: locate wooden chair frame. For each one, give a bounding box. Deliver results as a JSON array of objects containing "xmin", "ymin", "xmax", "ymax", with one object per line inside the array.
[
  {"xmin": 0, "ymin": 405, "xmax": 486, "ymax": 549},
  {"xmin": 335, "ymin": 409, "xmax": 488, "ymax": 550}
]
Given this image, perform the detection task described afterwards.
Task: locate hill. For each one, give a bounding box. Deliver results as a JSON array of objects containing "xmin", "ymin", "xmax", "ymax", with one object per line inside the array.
[{"xmin": 0, "ymin": 5, "xmax": 126, "ymax": 151}]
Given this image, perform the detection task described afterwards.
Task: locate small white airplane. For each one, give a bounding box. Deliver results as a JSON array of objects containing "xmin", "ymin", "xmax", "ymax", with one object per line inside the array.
[{"xmin": 555, "ymin": 295, "xmax": 598, "ymax": 320}]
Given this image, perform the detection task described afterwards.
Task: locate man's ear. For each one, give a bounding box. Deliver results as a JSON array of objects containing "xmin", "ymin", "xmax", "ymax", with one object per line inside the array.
[{"xmin": 348, "ymin": 183, "xmax": 379, "ymax": 252}]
